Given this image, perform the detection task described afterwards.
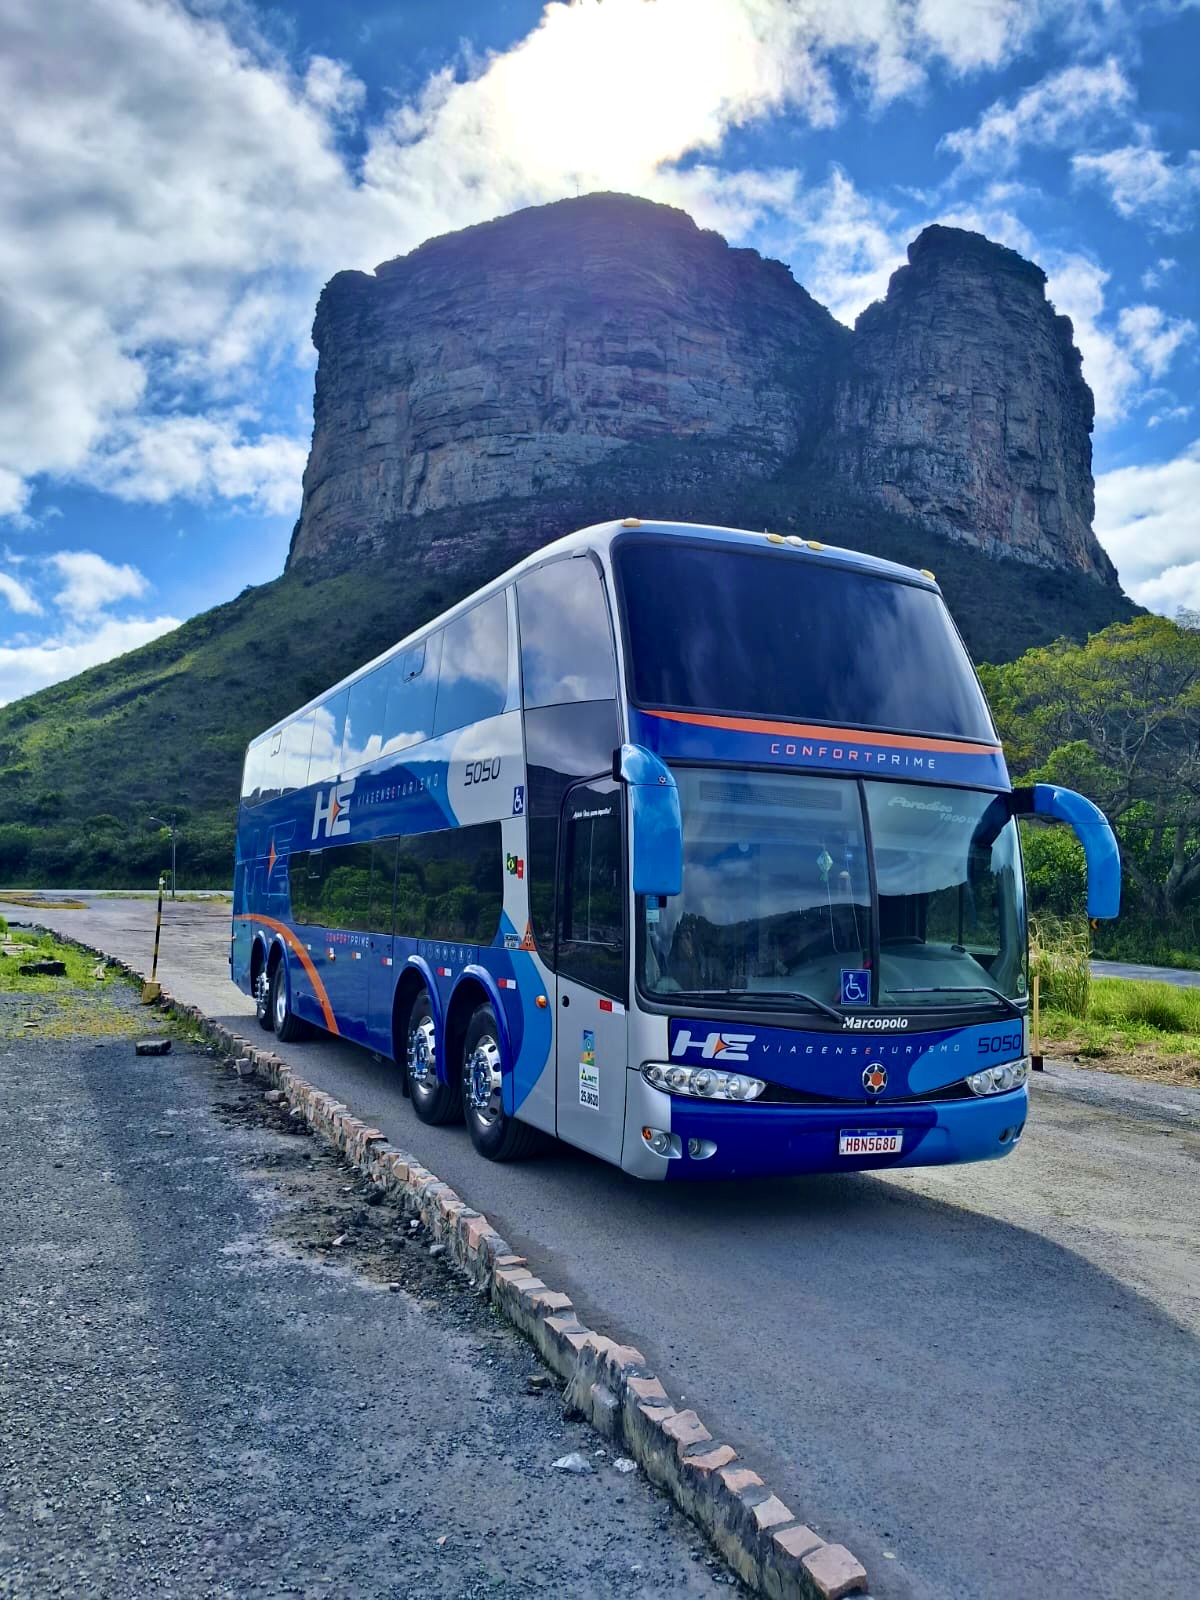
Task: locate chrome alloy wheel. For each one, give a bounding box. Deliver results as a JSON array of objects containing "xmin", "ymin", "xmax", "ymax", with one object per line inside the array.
[
  {"xmin": 273, "ymin": 970, "xmax": 288, "ymax": 1032},
  {"xmin": 254, "ymin": 969, "xmax": 271, "ymax": 1026},
  {"xmin": 464, "ymin": 1033, "xmax": 503, "ymax": 1128},
  {"xmin": 408, "ymin": 1014, "xmax": 438, "ymax": 1091}
]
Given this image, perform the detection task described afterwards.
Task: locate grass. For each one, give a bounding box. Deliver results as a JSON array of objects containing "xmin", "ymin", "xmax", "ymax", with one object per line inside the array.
[
  {"xmin": 0, "ymin": 922, "xmax": 152, "ymax": 1040},
  {"xmin": 1037, "ymin": 976, "xmax": 1200, "ymax": 1084},
  {"xmin": 0, "ymin": 892, "xmax": 89, "ymax": 910},
  {"xmin": 1030, "ymin": 916, "xmax": 1091, "ymax": 1017}
]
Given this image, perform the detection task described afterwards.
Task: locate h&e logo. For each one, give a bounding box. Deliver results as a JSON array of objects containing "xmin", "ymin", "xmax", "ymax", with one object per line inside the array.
[
  {"xmin": 671, "ymin": 1029, "xmax": 755, "ymax": 1062},
  {"xmin": 313, "ymin": 780, "xmax": 354, "ymax": 840}
]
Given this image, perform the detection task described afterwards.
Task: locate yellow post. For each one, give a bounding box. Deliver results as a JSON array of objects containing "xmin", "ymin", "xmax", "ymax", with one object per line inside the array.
[
  {"xmin": 1031, "ymin": 972, "xmax": 1042, "ymax": 1071},
  {"xmin": 141, "ymin": 876, "xmax": 164, "ymax": 1003}
]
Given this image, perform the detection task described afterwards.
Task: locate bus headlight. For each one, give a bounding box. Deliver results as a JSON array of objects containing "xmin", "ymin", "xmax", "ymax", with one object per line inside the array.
[
  {"xmin": 643, "ymin": 1063, "xmax": 766, "ymax": 1101},
  {"xmin": 966, "ymin": 1057, "xmax": 1030, "ymax": 1096}
]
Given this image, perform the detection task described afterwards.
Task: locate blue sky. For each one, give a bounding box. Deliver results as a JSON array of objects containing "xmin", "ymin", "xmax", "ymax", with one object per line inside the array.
[{"xmin": 1, "ymin": 0, "xmax": 1197, "ymax": 702}]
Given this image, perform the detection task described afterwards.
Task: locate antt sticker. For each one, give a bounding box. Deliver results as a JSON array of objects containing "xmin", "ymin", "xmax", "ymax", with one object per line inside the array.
[{"xmin": 579, "ymin": 1031, "xmax": 599, "ymax": 1109}]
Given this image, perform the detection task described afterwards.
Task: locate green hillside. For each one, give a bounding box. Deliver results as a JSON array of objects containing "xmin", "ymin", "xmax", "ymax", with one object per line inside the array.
[{"xmin": 0, "ymin": 510, "xmax": 1135, "ymax": 888}]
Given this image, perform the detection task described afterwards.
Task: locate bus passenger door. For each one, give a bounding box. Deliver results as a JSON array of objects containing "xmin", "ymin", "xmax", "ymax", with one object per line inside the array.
[{"xmin": 555, "ymin": 780, "xmax": 628, "ymax": 1162}]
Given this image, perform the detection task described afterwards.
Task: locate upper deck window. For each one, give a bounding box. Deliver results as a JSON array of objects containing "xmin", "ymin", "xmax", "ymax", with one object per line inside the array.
[
  {"xmin": 517, "ymin": 557, "xmax": 616, "ymax": 708},
  {"xmin": 615, "ymin": 539, "xmax": 995, "ymax": 742}
]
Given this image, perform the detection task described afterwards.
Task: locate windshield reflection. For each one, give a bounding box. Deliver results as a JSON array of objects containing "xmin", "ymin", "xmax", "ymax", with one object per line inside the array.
[
  {"xmin": 641, "ymin": 770, "xmax": 871, "ymax": 1005},
  {"xmin": 639, "ymin": 769, "xmax": 1026, "ymax": 1013}
]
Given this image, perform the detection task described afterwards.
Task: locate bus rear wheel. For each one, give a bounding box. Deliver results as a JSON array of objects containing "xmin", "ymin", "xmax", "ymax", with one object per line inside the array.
[
  {"xmin": 254, "ymin": 965, "xmax": 272, "ymax": 1031},
  {"xmin": 269, "ymin": 958, "xmax": 308, "ymax": 1043},
  {"xmin": 407, "ymin": 987, "xmax": 461, "ymax": 1125},
  {"xmin": 461, "ymin": 1003, "xmax": 539, "ymax": 1161}
]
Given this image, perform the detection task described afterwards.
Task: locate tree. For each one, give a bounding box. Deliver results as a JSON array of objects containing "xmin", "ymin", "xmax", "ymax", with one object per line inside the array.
[{"xmin": 980, "ymin": 615, "xmax": 1200, "ymax": 918}]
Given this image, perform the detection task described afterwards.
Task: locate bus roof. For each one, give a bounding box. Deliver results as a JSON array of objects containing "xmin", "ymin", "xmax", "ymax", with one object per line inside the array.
[{"xmin": 251, "ymin": 520, "xmax": 940, "ymax": 745}]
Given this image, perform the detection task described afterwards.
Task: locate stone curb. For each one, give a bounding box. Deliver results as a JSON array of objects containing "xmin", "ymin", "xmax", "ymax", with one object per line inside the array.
[{"xmin": 40, "ymin": 932, "xmax": 873, "ymax": 1600}]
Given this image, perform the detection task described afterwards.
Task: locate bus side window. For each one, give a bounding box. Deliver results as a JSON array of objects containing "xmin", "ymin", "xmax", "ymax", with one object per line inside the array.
[
  {"xmin": 290, "ymin": 850, "xmax": 323, "ymax": 924},
  {"xmin": 516, "ymin": 557, "xmax": 616, "ymax": 707},
  {"xmin": 393, "ymin": 823, "xmax": 503, "ymax": 944},
  {"xmin": 434, "ymin": 595, "xmax": 507, "ymax": 736},
  {"xmin": 369, "ymin": 838, "xmax": 398, "ymax": 936},
  {"xmin": 257, "ymin": 728, "xmax": 284, "ymax": 806},
  {"xmin": 241, "ymin": 739, "xmax": 267, "ymax": 806},
  {"xmin": 380, "ymin": 633, "xmax": 442, "ymax": 757},
  {"xmin": 342, "ymin": 668, "xmax": 389, "ymax": 772},
  {"xmin": 283, "ymin": 713, "xmax": 315, "ymax": 794},
  {"xmin": 557, "ymin": 780, "xmax": 626, "ymax": 1001},
  {"xmin": 317, "ymin": 842, "xmax": 373, "ymax": 931},
  {"xmin": 308, "ymin": 689, "xmax": 349, "ymax": 787}
]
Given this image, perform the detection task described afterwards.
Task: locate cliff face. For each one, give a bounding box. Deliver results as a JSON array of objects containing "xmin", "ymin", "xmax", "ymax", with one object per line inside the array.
[
  {"xmin": 817, "ymin": 226, "xmax": 1110, "ymax": 578},
  {"xmin": 289, "ymin": 193, "xmax": 1118, "ymax": 589}
]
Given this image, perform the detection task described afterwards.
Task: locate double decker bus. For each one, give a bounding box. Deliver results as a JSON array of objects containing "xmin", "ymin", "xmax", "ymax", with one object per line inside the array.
[{"xmin": 231, "ymin": 519, "xmax": 1119, "ymax": 1180}]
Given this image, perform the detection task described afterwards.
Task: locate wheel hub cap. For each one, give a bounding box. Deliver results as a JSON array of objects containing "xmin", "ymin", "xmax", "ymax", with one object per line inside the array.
[
  {"xmin": 466, "ymin": 1035, "xmax": 502, "ymax": 1124},
  {"xmin": 408, "ymin": 1016, "xmax": 437, "ymax": 1089}
]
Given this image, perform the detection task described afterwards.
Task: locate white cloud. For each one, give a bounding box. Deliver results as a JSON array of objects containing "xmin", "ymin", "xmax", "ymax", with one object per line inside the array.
[
  {"xmin": 763, "ymin": 167, "xmax": 906, "ymax": 325},
  {"xmin": 1074, "ymin": 143, "xmax": 1200, "ymax": 229},
  {"xmin": 86, "ymin": 416, "xmax": 308, "ymax": 515},
  {"xmin": 1043, "ymin": 256, "xmax": 1194, "ymax": 424},
  {"xmin": 1094, "ymin": 440, "xmax": 1200, "ymax": 612},
  {"xmin": 1147, "ymin": 403, "xmax": 1192, "ymax": 428},
  {"xmin": 0, "ymin": 572, "xmax": 42, "ymax": 615},
  {"xmin": 48, "ymin": 551, "xmax": 149, "ymax": 619},
  {"xmin": 1141, "ymin": 257, "xmax": 1178, "ymax": 291},
  {"xmin": 0, "ymin": 615, "xmax": 181, "ymax": 706},
  {"xmin": 940, "ymin": 58, "xmax": 1133, "ymax": 172}
]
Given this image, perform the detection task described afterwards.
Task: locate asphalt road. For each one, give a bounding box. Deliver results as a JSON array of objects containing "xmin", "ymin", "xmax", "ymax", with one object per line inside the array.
[
  {"xmin": 0, "ymin": 986, "xmax": 733, "ymax": 1599},
  {"xmin": 1090, "ymin": 959, "xmax": 1200, "ymax": 987},
  {"xmin": 21, "ymin": 897, "xmax": 1200, "ymax": 1600}
]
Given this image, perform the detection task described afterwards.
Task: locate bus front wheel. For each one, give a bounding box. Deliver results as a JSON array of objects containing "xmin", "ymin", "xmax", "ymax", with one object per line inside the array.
[
  {"xmin": 461, "ymin": 1003, "xmax": 539, "ymax": 1162},
  {"xmin": 270, "ymin": 958, "xmax": 308, "ymax": 1043},
  {"xmin": 407, "ymin": 987, "xmax": 461, "ymax": 1125}
]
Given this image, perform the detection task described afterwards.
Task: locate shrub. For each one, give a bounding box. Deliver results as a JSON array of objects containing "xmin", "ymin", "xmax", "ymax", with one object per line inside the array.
[{"xmin": 1030, "ymin": 915, "xmax": 1092, "ymax": 1019}]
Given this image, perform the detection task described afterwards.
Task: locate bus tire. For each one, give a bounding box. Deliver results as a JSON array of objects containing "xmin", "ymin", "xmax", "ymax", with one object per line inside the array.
[
  {"xmin": 269, "ymin": 957, "xmax": 308, "ymax": 1043},
  {"xmin": 253, "ymin": 960, "xmax": 272, "ymax": 1031},
  {"xmin": 407, "ymin": 986, "xmax": 461, "ymax": 1126},
  {"xmin": 461, "ymin": 1003, "xmax": 540, "ymax": 1162}
]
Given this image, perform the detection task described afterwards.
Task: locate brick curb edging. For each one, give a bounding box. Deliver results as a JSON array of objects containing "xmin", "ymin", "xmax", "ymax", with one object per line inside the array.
[{"xmin": 45, "ymin": 934, "xmax": 872, "ymax": 1600}]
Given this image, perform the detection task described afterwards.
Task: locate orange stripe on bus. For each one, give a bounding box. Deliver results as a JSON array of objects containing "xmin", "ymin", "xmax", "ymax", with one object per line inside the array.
[
  {"xmin": 641, "ymin": 708, "xmax": 1001, "ymax": 758},
  {"xmin": 234, "ymin": 913, "xmax": 339, "ymax": 1034}
]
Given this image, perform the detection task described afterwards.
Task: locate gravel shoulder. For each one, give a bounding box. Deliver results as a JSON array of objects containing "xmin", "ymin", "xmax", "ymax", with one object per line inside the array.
[{"xmin": 0, "ymin": 981, "xmax": 738, "ymax": 1599}]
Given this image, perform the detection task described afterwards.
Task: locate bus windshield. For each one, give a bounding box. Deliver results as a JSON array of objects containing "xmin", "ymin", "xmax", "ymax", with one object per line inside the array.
[
  {"xmin": 615, "ymin": 538, "xmax": 995, "ymax": 740},
  {"xmin": 640, "ymin": 770, "xmax": 1026, "ymax": 1013}
]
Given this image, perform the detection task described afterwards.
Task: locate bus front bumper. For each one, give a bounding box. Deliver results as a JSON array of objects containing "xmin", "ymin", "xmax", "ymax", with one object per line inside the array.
[{"xmin": 620, "ymin": 1070, "xmax": 1028, "ymax": 1180}]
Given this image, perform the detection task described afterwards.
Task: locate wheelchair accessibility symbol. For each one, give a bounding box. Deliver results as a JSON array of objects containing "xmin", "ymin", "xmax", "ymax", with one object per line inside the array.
[{"xmin": 840, "ymin": 968, "xmax": 871, "ymax": 1006}]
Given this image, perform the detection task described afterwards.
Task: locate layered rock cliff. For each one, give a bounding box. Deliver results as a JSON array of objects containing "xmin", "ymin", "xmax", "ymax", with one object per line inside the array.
[{"xmin": 288, "ymin": 192, "xmax": 1119, "ymax": 589}]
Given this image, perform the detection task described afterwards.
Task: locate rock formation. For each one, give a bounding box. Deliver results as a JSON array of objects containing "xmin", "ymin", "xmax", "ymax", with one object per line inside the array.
[{"xmin": 288, "ymin": 193, "xmax": 1118, "ymax": 589}]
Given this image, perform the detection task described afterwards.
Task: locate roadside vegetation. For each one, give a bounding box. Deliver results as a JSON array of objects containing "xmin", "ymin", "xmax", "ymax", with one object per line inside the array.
[
  {"xmin": 984, "ymin": 612, "xmax": 1200, "ymax": 970},
  {"xmin": 1031, "ymin": 917, "xmax": 1200, "ymax": 1084},
  {"xmin": 0, "ymin": 918, "xmax": 147, "ymax": 1039}
]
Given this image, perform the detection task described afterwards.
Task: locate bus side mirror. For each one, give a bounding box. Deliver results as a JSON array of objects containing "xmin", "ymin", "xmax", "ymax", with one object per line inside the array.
[
  {"xmin": 1012, "ymin": 784, "xmax": 1122, "ymax": 920},
  {"xmin": 614, "ymin": 743, "xmax": 683, "ymax": 898}
]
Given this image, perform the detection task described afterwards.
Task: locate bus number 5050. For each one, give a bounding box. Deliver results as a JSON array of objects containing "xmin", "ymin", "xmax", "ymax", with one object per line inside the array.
[{"xmin": 464, "ymin": 757, "xmax": 502, "ymax": 786}]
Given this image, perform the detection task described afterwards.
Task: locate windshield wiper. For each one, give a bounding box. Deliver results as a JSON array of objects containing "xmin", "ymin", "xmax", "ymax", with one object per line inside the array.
[
  {"xmin": 670, "ymin": 988, "xmax": 845, "ymax": 1023},
  {"xmin": 886, "ymin": 985, "xmax": 1023, "ymax": 1020}
]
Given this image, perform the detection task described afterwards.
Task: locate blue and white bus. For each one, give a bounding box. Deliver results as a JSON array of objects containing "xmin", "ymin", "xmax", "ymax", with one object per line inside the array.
[{"xmin": 231, "ymin": 519, "xmax": 1119, "ymax": 1180}]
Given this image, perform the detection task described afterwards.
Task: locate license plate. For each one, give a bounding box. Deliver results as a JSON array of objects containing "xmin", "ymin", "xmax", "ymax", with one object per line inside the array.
[{"xmin": 839, "ymin": 1129, "xmax": 903, "ymax": 1156}]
